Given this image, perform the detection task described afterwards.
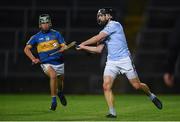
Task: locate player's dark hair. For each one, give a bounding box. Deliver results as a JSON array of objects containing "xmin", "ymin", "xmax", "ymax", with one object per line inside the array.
[{"xmin": 97, "ymin": 7, "xmax": 114, "ymax": 19}]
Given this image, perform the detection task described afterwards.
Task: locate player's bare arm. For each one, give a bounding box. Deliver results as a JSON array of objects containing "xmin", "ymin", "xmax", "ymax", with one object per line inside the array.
[
  {"xmin": 80, "ymin": 32, "xmax": 107, "ymax": 46},
  {"xmin": 24, "ymin": 45, "xmax": 40, "ymax": 64},
  {"xmin": 79, "ymin": 44, "xmax": 104, "ymax": 53}
]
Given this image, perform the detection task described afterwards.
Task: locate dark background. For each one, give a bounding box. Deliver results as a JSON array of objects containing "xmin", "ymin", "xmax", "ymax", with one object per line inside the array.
[{"xmin": 0, "ymin": 0, "xmax": 180, "ymax": 94}]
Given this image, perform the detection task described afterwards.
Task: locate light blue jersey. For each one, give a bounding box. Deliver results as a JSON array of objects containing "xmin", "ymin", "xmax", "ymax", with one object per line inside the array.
[{"xmin": 100, "ymin": 20, "xmax": 130, "ymax": 61}]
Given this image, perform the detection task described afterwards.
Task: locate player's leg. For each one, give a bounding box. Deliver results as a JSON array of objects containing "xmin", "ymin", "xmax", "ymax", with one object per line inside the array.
[
  {"xmin": 57, "ymin": 75, "xmax": 67, "ymax": 106},
  {"xmin": 45, "ymin": 66, "xmax": 58, "ymax": 110},
  {"xmin": 118, "ymin": 56, "xmax": 162, "ymax": 109},
  {"xmin": 57, "ymin": 75, "xmax": 64, "ymax": 91},
  {"xmin": 103, "ymin": 61, "xmax": 118, "ymax": 118},
  {"xmin": 128, "ymin": 77, "xmax": 162, "ymax": 109},
  {"xmin": 124, "ymin": 64, "xmax": 163, "ymax": 110},
  {"xmin": 47, "ymin": 67, "xmax": 57, "ymax": 97},
  {"xmin": 129, "ymin": 77, "xmax": 151, "ymax": 96},
  {"xmin": 103, "ymin": 75, "xmax": 116, "ymax": 118}
]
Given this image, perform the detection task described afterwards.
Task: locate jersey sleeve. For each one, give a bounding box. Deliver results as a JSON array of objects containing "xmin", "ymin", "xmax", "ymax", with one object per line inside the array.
[
  {"xmin": 100, "ymin": 22, "xmax": 116, "ymax": 36},
  {"xmin": 26, "ymin": 35, "xmax": 37, "ymax": 46},
  {"xmin": 57, "ymin": 32, "xmax": 65, "ymax": 44}
]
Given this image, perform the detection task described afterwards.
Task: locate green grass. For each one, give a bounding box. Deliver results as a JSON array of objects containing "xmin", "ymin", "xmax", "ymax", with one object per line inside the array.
[{"xmin": 0, "ymin": 94, "xmax": 180, "ymax": 121}]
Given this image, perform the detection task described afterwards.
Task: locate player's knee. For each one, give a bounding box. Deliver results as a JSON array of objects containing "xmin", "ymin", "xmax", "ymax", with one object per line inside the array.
[
  {"xmin": 50, "ymin": 73, "xmax": 57, "ymax": 81},
  {"xmin": 103, "ymin": 82, "xmax": 111, "ymax": 91},
  {"xmin": 133, "ymin": 83, "xmax": 141, "ymax": 90}
]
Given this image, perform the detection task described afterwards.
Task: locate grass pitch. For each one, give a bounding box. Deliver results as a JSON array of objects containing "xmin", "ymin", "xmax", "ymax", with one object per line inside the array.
[{"xmin": 0, "ymin": 94, "xmax": 180, "ymax": 121}]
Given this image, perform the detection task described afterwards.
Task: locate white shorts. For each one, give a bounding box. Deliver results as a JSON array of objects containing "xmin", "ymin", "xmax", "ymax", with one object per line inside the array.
[
  {"xmin": 104, "ymin": 56, "xmax": 138, "ymax": 80},
  {"xmin": 40, "ymin": 63, "xmax": 64, "ymax": 76}
]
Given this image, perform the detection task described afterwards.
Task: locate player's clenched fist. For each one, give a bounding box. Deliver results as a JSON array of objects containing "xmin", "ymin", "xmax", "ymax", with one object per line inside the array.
[{"xmin": 32, "ymin": 58, "xmax": 40, "ymax": 64}]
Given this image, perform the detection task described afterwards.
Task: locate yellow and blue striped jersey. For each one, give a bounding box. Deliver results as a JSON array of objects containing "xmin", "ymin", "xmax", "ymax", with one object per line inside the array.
[{"xmin": 27, "ymin": 29, "xmax": 65, "ymax": 65}]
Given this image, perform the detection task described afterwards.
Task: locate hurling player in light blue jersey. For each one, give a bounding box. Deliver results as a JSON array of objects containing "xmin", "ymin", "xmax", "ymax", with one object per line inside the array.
[
  {"xmin": 77, "ymin": 8, "xmax": 162, "ymax": 118},
  {"xmin": 24, "ymin": 14, "xmax": 67, "ymax": 111}
]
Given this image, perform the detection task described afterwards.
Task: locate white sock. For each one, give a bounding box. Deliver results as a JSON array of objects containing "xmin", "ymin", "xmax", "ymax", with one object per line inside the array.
[
  {"xmin": 149, "ymin": 93, "xmax": 156, "ymax": 101},
  {"xmin": 109, "ymin": 107, "xmax": 116, "ymax": 116}
]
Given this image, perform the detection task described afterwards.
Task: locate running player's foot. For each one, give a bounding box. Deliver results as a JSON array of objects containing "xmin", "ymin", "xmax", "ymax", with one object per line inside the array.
[
  {"xmin": 50, "ymin": 102, "xmax": 57, "ymax": 111},
  {"xmin": 106, "ymin": 114, "xmax": 117, "ymax": 118},
  {"xmin": 151, "ymin": 94, "xmax": 163, "ymax": 109},
  {"xmin": 57, "ymin": 91, "xmax": 67, "ymax": 106}
]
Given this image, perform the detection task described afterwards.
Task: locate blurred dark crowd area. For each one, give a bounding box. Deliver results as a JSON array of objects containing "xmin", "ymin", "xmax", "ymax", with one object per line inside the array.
[{"xmin": 0, "ymin": 0, "xmax": 180, "ymax": 94}]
